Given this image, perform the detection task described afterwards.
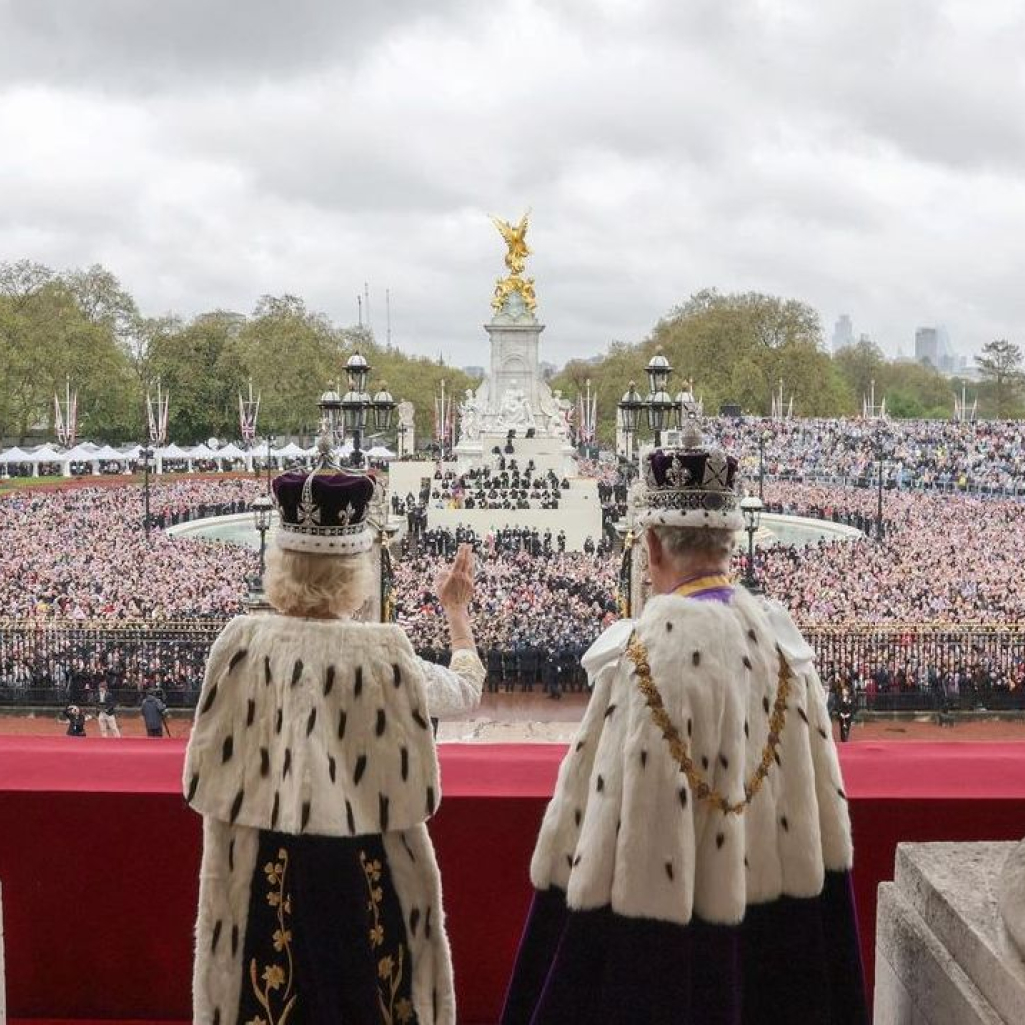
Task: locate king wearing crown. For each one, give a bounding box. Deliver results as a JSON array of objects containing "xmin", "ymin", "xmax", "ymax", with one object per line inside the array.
[{"xmin": 502, "ymin": 427, "xmax": 868, "ymax": 1025}]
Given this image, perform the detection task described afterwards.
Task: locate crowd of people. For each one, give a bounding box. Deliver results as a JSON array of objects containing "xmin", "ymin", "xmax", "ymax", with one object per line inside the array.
[
  {"xmin": 0, "ymin": 478, "xmax": 261, "ymax": 621},
  {"xmin": 708, "ymin": 417, "xmax": 1025, "ymax": 494},
  {"xmin": 5, "ymin": 415, "xmax": 1025, "ymax": 707},
  {"xmin": 756, "ymin": 482, "xmax": 1025, "ymax": 624},
  {"xmin": 392, "ymin": 526, "xmax": 619, "ymax": 694},
  {"xmin": 397, "ymin": 458, "xmax": 572, "ymax": 512}
]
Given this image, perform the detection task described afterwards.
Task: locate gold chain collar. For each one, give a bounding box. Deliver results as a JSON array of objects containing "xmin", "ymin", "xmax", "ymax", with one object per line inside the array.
[{"xmin": 625, "ymin": 633, "xmax": 792, "ymax": 816}]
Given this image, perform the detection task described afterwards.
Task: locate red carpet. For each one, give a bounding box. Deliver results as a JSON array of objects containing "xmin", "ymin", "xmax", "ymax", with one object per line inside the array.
[{"xmin": 2, "ymin": 738, "xmax": 1025, "ymax": 1023}]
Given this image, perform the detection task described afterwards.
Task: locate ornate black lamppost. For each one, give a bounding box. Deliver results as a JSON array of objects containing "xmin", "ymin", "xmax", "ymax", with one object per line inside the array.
[
  {"xmin": 874, "ymin": 429, "xmax": 888, "ymax": 542},
  {"xmin": 340, "ymin": 352, "xmax": 396, "ymax": 467},
  {"xmin": 758, "ymin": 429, "xmax": 770, "ymax": 501},
  {"xmin": 318, "ymin": 383, "xmax": 343, "ymax": 448},
  {"xmin": 616, "ymin": 350, "xmax": 682, "ymax": 460},
  {"xmin": 873, "ymin": 428, "xmax": 889, "ymax": 545},
  {"xmin": 140, "ymin": 444, "xmax": 154, "ymax": 540},
  {"xmin": 251, "ymin": 495, "xmax": 274, "ymax": 580},
  {"xmin": 617, "ymin": 380, "xmax": 643, "ymax": 464},
  {"xmin": 642, "ymin": 351, "xmax": 678, "ymax": 448},
  {"xmin": 265, "ymin": 435, "xmax": 276, "ymax": 495},
  {"xmin": 740, "ymin": 494, "xmax": 763, "ymax": 592}
]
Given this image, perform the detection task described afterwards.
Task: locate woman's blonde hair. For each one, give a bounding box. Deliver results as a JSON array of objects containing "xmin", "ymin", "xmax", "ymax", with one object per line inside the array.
[{"xmin": 263, "ymin": 544, "xmax": 373, "ymax": 617}]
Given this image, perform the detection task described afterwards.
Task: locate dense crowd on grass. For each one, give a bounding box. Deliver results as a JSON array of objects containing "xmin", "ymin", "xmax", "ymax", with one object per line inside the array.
[
  {"xmin": 710, "ymin": 417, "xmax": 1025, "ymax": 494},
  {"xmin": 2, "ymin": 428, "xmax": 1025, "ymax": 707}
]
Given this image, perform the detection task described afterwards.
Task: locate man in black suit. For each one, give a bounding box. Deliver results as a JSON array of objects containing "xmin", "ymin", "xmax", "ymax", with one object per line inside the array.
[{"xmin": 92, "ymin": 681, "xmax": 121, "ymax": 738}]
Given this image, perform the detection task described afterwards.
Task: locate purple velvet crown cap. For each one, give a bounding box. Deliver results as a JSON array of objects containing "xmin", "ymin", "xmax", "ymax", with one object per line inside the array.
[
  {"xmin": 637, "ymin": 429, "xmax": 743, "ymax": 530},
  {"xmin": 272, "ymin": 469, "xmax": 375, "ymax": 530},
  {"xmin": 645, "ymin": 448, "xmax": 739, "ymax": 494}
]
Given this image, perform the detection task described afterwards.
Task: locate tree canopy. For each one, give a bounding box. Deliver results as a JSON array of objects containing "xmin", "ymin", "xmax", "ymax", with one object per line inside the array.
[
  {"xmin": 0, "ymin": 261, "xmax": 1010, "ymax": 446},
  {"xmin": 0, "ymin": 261, "xmax": 472, "ymax": 445},
  {"xmin": 974, "ymin": 339, "xmax": 1024, "ymax": 419}
]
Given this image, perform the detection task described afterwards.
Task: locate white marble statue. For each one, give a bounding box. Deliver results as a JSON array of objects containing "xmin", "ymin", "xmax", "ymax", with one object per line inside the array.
[
  {"xmin": 498, "ymin": 382, "xmax": 533, "ymax": 430},
  {"xmin": 546, "ymin": 389, "xmax": 569, "ymax": 437},
  {"xmin": 397, "ymin": 400, "xmax": 415, "ymax": 429},
  {"xmin": 458, "ymin": 389, "xmax": 482, "ymax": 442}
]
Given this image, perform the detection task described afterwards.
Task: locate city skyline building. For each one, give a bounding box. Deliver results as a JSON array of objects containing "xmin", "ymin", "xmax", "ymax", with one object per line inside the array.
[
  {"xmin": 915, "ymin": 325, "xmax": 961, "ymax": 373},
  {"xmin": 832, "ymin": 313, "xmax": 854, "ymax": 353},
  {"xmin": 915, "ymin": 326, "xmax": 940, "ymax": 366}
]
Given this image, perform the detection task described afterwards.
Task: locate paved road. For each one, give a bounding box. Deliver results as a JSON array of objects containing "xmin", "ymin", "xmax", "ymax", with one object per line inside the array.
[{"xmin": 3, "ymin": 694, "xmax": 1023, "ymax": 743}]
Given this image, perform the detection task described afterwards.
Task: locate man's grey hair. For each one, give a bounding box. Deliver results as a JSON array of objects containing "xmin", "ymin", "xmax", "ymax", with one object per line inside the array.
[{"xmin": 648, "ymin": 525, "xmax": 735, "ymax": 561}]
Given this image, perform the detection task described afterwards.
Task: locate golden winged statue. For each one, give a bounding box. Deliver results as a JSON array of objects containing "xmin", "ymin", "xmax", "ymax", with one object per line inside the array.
[
  {"xmin": 491, "ymin": 211, "xmax": 531, "ymax": 274},
  {"xmin": 490, "ymin": 211, "xmax": 537, "ymax": 313}
]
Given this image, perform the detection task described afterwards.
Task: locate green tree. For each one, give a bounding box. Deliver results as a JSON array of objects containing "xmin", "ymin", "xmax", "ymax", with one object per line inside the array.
[
  {"xmin": 238, "ymin": 295, "xmax": 344, "ymax": 437},
  {"xmin": 0, "ymin": 267, "xmax": 137, "ymax": 442},
  {"xmin": 833, "ymin": 339, "xmax": 886, "ymax": 413},
  {"xmin": 975, "ymin": 339, "xmax": 1025, "ymax": 418},
  {"xmin": 552, "ymin": 289, "xmax": 841, "ymax": 441},
  {"xmin": 63, "ymin": 264, "xmax": 140, "ymax": 350},
  {"xmin": 148, "ymin": 312, "xmax": 246, "ymax": 442},
  {"xmin": 884, "ymin": 361, "xmax": 955, "ymax": 420}
]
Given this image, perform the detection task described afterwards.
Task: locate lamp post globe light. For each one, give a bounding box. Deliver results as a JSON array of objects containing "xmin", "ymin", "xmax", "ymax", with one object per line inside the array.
[
  {"xmin": 340, "ymin": 353, "xmax": 396, "ymax": 467},
  {"xmin": 372, "ymin": 383, "xmax": 396, "ymax": 432},
  {"xmin": 318, "ymin": 383, "xmax": 343, "ymax": 448},
  {"xmin": 874, "ymin": 430, "xmax": 888, "ymax": 542},
  {"xmin": 739, "ymin": 493, "xmax": 763, "ymax": 593},
  {"xmin": 140, "ymin": 444, "xmax": 154, "ymax": 540},
  {"xmin": 617, "ymin": 380, "xmax": 644, "ymax": 464},
  {"xmin": 251, "ymin": 494, "xmax": 274, "ymax": 582}
]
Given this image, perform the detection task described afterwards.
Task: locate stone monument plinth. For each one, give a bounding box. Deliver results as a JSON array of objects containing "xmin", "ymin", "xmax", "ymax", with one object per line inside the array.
[
  {"xmin": 391, "ymin": 213, "xmax": 600, "ymax": 549},
  {"xmin": 875, "ymin": 842, "xmax": 1025, "ymax": 1024}
]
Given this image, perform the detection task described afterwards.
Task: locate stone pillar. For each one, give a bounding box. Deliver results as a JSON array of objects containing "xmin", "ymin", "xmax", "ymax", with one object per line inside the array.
[
  {"xmin": 484, "ymin": 319, "xmax": 546, "ymax": 417},
  {"xmin": 875, "ymin": 842, "xmax": 1025, "ymax": 1024},
  {"xmin": 396, "ymin": 401, "xmax": 416, "ymax": 459}
]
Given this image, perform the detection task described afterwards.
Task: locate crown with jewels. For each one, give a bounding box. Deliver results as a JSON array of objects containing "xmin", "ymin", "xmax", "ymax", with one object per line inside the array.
[
  {"xmin": 271, "ymin": 435, "xmax": 377, "ymax": 555},
  {"xmin": 636, "ymin": 420, "xmax": 742, "ymax": 531}
]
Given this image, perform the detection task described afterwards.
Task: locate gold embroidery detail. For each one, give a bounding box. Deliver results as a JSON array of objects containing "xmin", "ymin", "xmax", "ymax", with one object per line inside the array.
[
  {"xmin": 360, "ymin": 850, "xmax": 414, "ymax": 1024},
  {"xmin": 248, "ymin": 847, "xmax": 297, "ymax": 1024},
  {"xmin": 626, "ymin": 635, "xmax": 792, "ymax": 815}
]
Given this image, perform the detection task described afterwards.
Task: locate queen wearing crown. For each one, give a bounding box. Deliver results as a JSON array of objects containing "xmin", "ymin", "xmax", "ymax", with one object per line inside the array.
[
  {"xmin": 184, "ymin": 451, "xmax": 484, "ymax": 1025},
  {"xmin": 502, "ymin": 428, "xmax": 867, "ymax": 1024}
]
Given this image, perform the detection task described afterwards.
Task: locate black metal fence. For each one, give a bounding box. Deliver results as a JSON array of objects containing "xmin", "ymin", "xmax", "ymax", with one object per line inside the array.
[
  {"xmin": 804, "ymin": 623, "xmax": 1025, "ymax": 712},
  {"xmin": 2, "ymin": 618, "xmax": 1024, "ymax": 713},
  {"xmin": 0, "ymin": 619, "xmax": 221, "ymax": 709}
]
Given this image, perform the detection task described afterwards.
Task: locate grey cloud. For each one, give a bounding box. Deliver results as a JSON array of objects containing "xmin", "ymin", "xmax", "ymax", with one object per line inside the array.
[
  {"xmin": 0, "ymin": 0, "xmax": 470, "ymax": 90},
  {"xmin": 3, "ymin": 0, "xmax": 1025, "ymax": 371}
]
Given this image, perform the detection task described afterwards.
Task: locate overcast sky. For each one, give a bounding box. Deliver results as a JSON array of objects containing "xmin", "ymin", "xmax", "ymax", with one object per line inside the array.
[{"xmin": 3, "ymin": 0, "xmax": 1025, "ymax": 368}]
